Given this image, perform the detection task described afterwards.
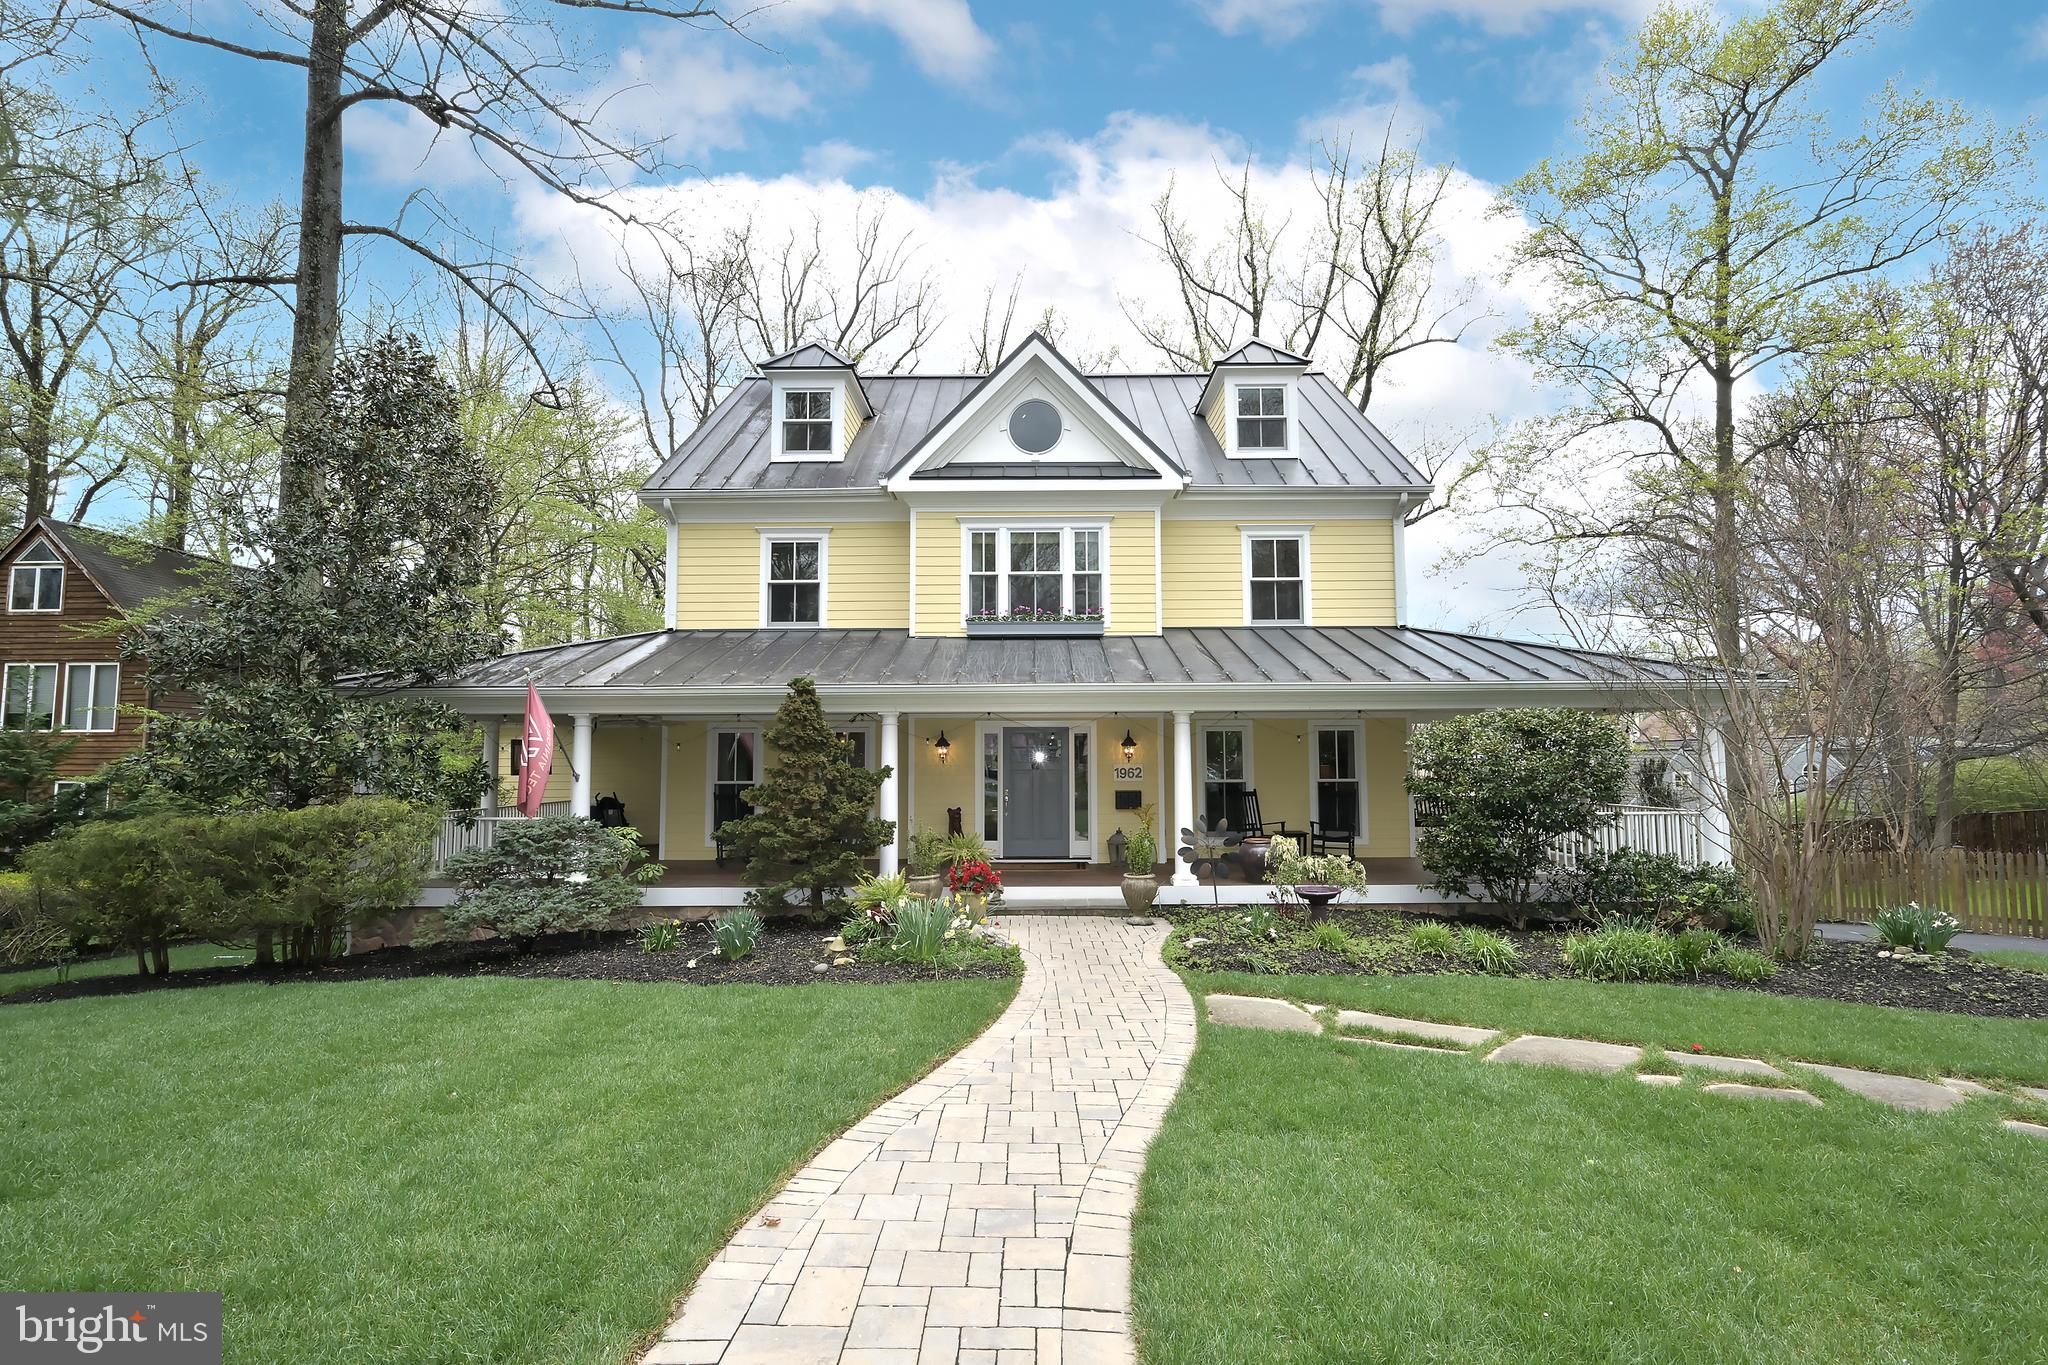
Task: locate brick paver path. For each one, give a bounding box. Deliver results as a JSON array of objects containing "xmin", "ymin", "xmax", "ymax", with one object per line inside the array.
[{"xmin": 645, "ymin": 917, "xmax": 1195, "ymax": 1365}]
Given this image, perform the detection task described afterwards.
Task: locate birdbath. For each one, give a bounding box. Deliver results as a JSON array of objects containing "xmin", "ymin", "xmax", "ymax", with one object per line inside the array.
[{"xmin": 1293, "ymin": 883, "xmax": 1343, "ymax": 923}]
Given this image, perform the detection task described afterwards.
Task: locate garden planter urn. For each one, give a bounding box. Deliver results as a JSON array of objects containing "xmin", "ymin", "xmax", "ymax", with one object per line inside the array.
[
  {"xmin": 907, "ymin": 873, "xmax": 944, "ymax": 902},
  {"xmin": 1121, "ymin": 873, "xmax": 1160, "ymax": 915}
]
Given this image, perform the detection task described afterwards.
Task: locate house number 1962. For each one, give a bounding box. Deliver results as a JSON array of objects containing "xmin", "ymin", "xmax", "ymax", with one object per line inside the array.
[{"xmin": 1112, "ymin": 764, "xmax": 1145, "ymax": 781}]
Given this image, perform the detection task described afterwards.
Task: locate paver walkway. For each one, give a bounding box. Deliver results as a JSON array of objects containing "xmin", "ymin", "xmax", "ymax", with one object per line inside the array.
[{"xmin": 646, "ymin": 917, "xmax": 1195, "ymax": 1365}]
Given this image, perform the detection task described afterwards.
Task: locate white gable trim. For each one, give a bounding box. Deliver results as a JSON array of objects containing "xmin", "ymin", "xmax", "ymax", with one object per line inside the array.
[{"xmin": 884, "ymin": 335, "xmax": 1186, "ymax": 494}]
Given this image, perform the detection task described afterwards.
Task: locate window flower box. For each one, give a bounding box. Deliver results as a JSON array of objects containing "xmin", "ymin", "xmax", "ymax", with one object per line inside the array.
[{"xmin": 964, "ymin": 610, "xmax": 1105, "ymax": 638}]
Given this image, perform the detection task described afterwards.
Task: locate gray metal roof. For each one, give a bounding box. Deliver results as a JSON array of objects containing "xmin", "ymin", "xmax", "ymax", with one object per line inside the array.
[
  {"xmin": 643, "ymin": 372, "xmax": 1429, "ymax": 494},
  {"xmin": 1215, "ymin": 339, "xmax": 1310, "ymax": 366},
  {"xmin": 423, "ymin": 626, "xmax": 1696, "ymax": 694}
]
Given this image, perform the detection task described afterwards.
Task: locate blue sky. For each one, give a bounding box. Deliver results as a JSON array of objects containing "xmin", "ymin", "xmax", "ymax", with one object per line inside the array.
[{"xmin": 62, "ymin": 0, "xmax": 2048, "ymax": 633}]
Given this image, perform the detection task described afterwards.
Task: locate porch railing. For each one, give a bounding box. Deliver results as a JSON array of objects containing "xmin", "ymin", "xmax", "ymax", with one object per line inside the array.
[
  {"xmin": 1413, "ymin": 797, "xmax": 1706, "ymax": 866},
  {"xmin": 432, "ymin": 801, "xmax": 574, "ymax": 872}
]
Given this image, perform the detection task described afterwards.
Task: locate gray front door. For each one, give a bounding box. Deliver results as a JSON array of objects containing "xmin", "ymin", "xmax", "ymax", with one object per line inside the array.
[{"xmin": 1002, "ymin": 727, "xmax": 1069, "ymax": 857}]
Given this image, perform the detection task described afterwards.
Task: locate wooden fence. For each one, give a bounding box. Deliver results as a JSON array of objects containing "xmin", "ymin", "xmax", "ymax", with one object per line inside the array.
[{"xmin": 1822, "ymin": 848, "xmax": 2048, "ymax": 938}]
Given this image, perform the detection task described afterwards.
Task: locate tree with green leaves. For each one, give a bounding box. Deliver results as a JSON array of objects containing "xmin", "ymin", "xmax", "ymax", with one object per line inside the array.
[
  {"xmin": 125, "ymin": 330, "xmax": 498, "ymax": 810},
  {"xmin": 1485, "ymin": 0, "xmax": 2021, "ymax": 670},
  {"xmin": 721, "ymin": 677, "xmax": 892, "ymax": 916},
  {"xmin": 1408, "ymin": 708, "xmax": 1631, "ymax": 926}
]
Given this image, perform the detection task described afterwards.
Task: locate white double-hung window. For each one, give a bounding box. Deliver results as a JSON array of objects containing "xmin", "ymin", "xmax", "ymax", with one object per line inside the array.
[
  {"xmin": 1243, "ymin": 528, "xmax": 1309, "ymax": 625},
  {"xmin": 1235, "ymin": 384, "xmax": 1288, "ymax": 452},
  {"xmin": 761, "ymin": 532, "xmax": 826, "ymax": 626},
  {"xmin": 63, "ymin": 662, "xmax": 120, "ymax": 732},
  {"xmin": 963, "ymin": 524, "xmax": 1106, "ymax": 624},
  {"xmin": 2, "ymin": 662, "xmax": 58, "ymax": 730},
  {"xmin": 779, "ymin": 389, "xmax": 834, "ymax": 456}
]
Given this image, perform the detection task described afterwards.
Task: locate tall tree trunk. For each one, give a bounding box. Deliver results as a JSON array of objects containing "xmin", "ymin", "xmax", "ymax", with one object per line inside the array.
[
  {"xmin": 1710, "ymin": 199, "xmax": 1742, "ymax": 672},
  {"xmin": 282, "ymin": 0, "xmax": 349, "ymax": 513}
]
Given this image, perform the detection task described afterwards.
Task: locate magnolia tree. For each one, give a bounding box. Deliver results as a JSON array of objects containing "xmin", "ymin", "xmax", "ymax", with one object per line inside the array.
[{"xmin": 1407, "ymin": 708, "xmax": 1631, "ymax": 926}]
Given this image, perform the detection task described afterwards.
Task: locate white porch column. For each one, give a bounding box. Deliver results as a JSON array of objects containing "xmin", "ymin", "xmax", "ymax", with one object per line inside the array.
[
  {"xmin": 1171, "ymin": 709, "xmax": 1197, "ymax": 887},
  {"xmin": 481, "ymin": 720, "xmax": 501, "ymax": 813},
  {"xmin": 570, "ymin": 713, "xmax": 594, "ymax": 818},
  {"xmin": 878, "ymin": 711, "xmax": 901, "ymax": 877},
  {"xmin": 1701, "ymin": 724, "xmax": 1734, "ymax": 866}
]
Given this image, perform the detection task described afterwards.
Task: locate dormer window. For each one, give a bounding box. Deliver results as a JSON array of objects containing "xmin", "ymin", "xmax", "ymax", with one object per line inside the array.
[
  {"xmin": 8, "ymin": 540, "xmax": 64, "ymax": 612},
  {"xmin": 781, "ymin": 389, "xmax": 834, "ymax": 456},
  {"xmin": 1236, "ymin": 385, "xmax": 1288, "ymax": 452}
]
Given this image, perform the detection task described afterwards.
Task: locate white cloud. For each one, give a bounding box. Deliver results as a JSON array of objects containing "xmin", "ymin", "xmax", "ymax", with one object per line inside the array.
[
  {"xmin": 1296, "ymin": 55, "xmax": 1443, "ymax": 150},
  {"xmin": 513, "ymin": 111, "xmax": 1577, "ymax": 634},
  {"xmin": 801, "ymin": 139, "xmax": 879, "ymax": 181},
  {"xmin": 1195, "ymin": 0, "xmax": 1650, "ymax": 40},
  {"xmin": 748, "ymin": 0, "xmax": 995, "ymax": 85},
  {"xmin": 587, "ymin": 33, "xmax": 810, "ymax": 162},
  {"xmin": 2025, "ymin": 14, "xmax": 2048, "ymax": 62}
]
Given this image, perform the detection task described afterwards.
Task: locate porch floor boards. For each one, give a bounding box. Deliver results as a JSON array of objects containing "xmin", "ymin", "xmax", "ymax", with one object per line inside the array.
[{"xmin": 646, "ymin": 857, "xmax": 1428, "ymax": 888}]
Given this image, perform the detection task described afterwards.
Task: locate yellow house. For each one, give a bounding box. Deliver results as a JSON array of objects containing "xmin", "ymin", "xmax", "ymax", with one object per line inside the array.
[{"xmin": 413, "ymin": 335, "xmax": 1720, "ymax": 906}]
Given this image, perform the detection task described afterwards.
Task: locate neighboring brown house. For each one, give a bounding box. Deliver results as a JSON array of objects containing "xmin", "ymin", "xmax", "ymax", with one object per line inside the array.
[{"xmin": 0, "ymin": 517, "xmax": 218, "ymax": 795}]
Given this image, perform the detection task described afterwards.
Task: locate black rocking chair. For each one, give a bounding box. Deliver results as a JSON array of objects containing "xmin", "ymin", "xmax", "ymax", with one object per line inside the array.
[
  {"xmin": 1309, "ymin": 821, "xmax": 1356, "ymax": 858},
  {"xmin": 712, "ymin": 789, "xmax": 749, "ymax": 867},
  {"xmin": 1232, "ymin": 789, "xmax": 1299, "ymax": 843}
]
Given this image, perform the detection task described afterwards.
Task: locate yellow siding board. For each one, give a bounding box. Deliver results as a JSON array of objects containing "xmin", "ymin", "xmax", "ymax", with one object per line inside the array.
[
  {"xmin": 675, "ymin": 522, "xmax": 907, "ymax": 630},
  {"xmin": 1160, "ymin": 521, "xmax": 1242, "ymax": 626},
  {"xmin": 1162, "ymin": 517, "xmax": 1396, "ymax": 627},
  {"xmin": 913, "ymin": 512, "xmax": 963, "ymax": 637},
  {"xmin": 1106, "ymin": 513, "xmax": 1156, "ymax": 634}
]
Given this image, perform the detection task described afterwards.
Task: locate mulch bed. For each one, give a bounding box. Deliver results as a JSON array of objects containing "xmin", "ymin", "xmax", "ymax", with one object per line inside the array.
[
  {"xmin": 1166, "ymin": 907, "xmax": 2048, "ymax": 1020},
  {"xmin": 3, "ymin": 918, "xmax": 1017, "ymax": 1007}
]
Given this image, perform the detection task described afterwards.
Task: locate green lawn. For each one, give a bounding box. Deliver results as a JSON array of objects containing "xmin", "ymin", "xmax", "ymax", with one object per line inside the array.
[
  {"xmin": 1188, "ymin": 969, "xmax": 2048, "ymax": 1084},
  {"xmin": 1135, "ymin": 1014, "xmax": 2048, "ymax": 1364},
  {"xmin": 1972, "ymin": 948, "xmax": 2048, "ymax": 976},
  {"xmin": 1, "ymin": 973, "xmax": 1014, "ymax": 1364},
  {"xmin": 0, "ymin": 942, "xmax": 254, "ymax": 996}
]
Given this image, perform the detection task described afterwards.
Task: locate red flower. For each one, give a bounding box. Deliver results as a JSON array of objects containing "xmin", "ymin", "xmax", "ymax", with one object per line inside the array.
[
  {"xmin": 947, "ymin": 858, "xmax": 1003, "ymax": 897},
  {"xmin": 1690, "ymin": 1043, "xmax": 1704, "ymax": 1053}
]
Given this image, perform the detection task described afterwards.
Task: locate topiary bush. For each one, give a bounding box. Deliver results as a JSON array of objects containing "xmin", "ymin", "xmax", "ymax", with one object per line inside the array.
[
  {"xmin": 442, "ymin": 815, "xmax": 658, "ymax": 945},
  {"xmin": 1408, "ymin": 709, "xmax": 1630, "ymax": 927}
]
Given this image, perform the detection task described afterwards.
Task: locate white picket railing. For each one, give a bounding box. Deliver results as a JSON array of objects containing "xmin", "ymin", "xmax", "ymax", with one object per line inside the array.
[
  {"xmin": 1412, "ymin": 798, "xmax": 1706, "ymax": 866},
  {"xmin": 432, "ymin": 801, "xmax": 574, "ymax": 872},
  {"xmin": 1551, "ymin": 805, "xmax": 1705, "ymax": 867}
]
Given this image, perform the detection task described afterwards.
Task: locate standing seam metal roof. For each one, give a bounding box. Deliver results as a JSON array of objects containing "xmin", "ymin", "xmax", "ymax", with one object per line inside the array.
[
  {"xmin": 423, "ymin": 626, "xmax": 1697, "ymax": 692},
  {"xmin": 642, "ymin": 372, "xmax": 1429, "ymax": 494}
]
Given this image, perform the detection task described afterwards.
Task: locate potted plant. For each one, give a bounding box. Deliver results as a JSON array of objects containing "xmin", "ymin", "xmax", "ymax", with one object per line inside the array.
[
  {"xmin": 946, "ymin": 857, "xmax": 1002, "ymax": 923},
  {"xmin": 1120, "ymin": 823, "xmax": 1159, "ymax": 916},
  {"xmin": 906, "ymin": 827, "xmax": 946, "ymax": 902}
]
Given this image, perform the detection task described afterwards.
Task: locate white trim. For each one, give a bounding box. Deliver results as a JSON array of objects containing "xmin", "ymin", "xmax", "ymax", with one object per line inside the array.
[
  {"xmin": 705, "ymin": 724, "xmax": 763, "ymax": 844},
  {"xmin": 907, "ymin": 513, "xmax": 919, "ymax": 636},
  {"xmin": 1, "ymin": 661, "xmax": 59, "ymax": 730},
  {"xmin": 60, "ymin": 661, "xmax": 120, "ymax": 733},
  {"xmin": 758, "ymin": 528, "xmax": 830, "ymax": 628},
  {"xmin": 1196, "ymin": 721, "xmax": 1252, "ymax": 828},
  {"xmin": 1392, "ymin": 510, "xmax": 1409, "ymax": 626},
  {"xmin": 663, "ymin": 522, "xmax": 680, "ymax": 629},
  {"xmin": 1308, "ymin": 721, "xmax": 1368, "ymax": 846},
  {"xmin": 7, "ymin": 541, "xmax": 65, "ymax": 613},
  {"xmin": 1152, "ymin": 505, "xmax": 1163, "ymax": 631},
  {"xmin": 1240, "ymin": 526, "xmax": 1312, "ymax": 626},
  {"xmin": 957, "ymin": 519, "xmax": 1111, "ymax": 629},
  {"xmin": 769, "ymin": 382, "xmax": 842, "ymax": 462}
]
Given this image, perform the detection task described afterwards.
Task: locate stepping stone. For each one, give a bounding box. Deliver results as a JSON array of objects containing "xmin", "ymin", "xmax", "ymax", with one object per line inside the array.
[
  {"xmin": 1668, "ymin": 1052, "xmax": 1786, "ymax": 1080},
  {"xmin": 1206, "ymin": 994, "xmax": 1321, "ymax": 1034},
  {"xmin": 1702, "ymin": 1082, "xmax": 1821, "ymax": 1106},
  {"xmin": 1484, "ymin": 1035, "xmax": 1642, "ymax": 1075},
  {"xmin": 1334, "ymin": 1009, "xmax": 1497, "ymax": 1047},
  {"xmin": 1940, "ymin": 1077, "xmax": 2001, "ymax": 1100},
  {"xmin": 2020, "ymin": 1087, "xmax": 2048, "ymax": 1105},
  {"xmin": 1337, "ymin": 1036, "xmax": 1463, "ymax": 1054},
  {"xmin": 1792, "ymin": 1063, "xmax": 1962, "ymax": 1113},
  {"xmin": 1637, "ymin": 1073, "xmax": 1683, "ymax": 1087},
  {"xmin": 2003, "ymin": 1119, "xmax": 2048, "ymax": 1140}
]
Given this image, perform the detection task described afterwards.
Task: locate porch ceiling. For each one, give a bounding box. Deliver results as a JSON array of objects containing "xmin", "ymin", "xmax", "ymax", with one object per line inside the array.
[{"xmin": 406, "ymin": 626, "xmax": 1716, "ymax": 715}]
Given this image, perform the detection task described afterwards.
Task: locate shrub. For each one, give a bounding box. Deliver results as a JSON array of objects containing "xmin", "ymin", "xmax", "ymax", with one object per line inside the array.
[
  {"xmin": 1308, "ymin": 920, "xmax": 1356, "ymax": 955},
  {"xmin": 710, "ymin": 908, "xmax": 762, "ymax": 960},
  {"xmin": 442, "ymin": 815, "xmax": 657, "ymax": 944},
  {"xmin": 1123, "ymin": 824, "xmax": 1158, "ymax": 875},
  {"xmin": 0, "ymin": 871, "xmax": 64, "ymax": 968},
  {"xmin": 1454, "ymin": 927, "xmax": 1522, "ymax": 974},
  {"xmin": 1562, "ymin": 924, "xmax": 1689, "ymax": 982},
  {"xmin": 719, "ymin": 679, "xmax": 893, "ymax": 915},
  {"xmin": 906, "ymin": 827, "xmax": 946, "ymax": 877},
  {"xmin": 1407, "ymin": 921, "xmax": 1456, "ymax": 955},
  {"xmin": 639, "ymin": 918, "xmax": 684, "ymax": 953},
  {"xmin": 849, "ymin": 871, "xmax": 909, "ymax": 926},
  {"xmin": 1872, "ymin": 903, "xmax": 1962, "ymax": 955},
  {"xmin": 1265, "ymin": 835, "xmax": 1370, "ymax": 904},
  {"xmin": 1408, "ymin": 709, "xmax": 1631, "ymax": 925},
  {"xmin": 25, "ymin": 815, "xmax": 195, "ymax": 975},
  {"xmin": 1708, "ymin": 944, "xmax": 1775, "ymax": 982},
  {"xmin": 1671, "ymin": 927, "xmax": 1721, "ymax": 977},
  {"xmin": 890, "ymin": 897, "xmax": 953, "ymax": 963},
  {"xmin": 230, "ymin": 798, "xmax": 436, "ymax": 964},
  {"xmin": 1551, "ymin": 848, "xmax": 1754, "ymax": 932}
]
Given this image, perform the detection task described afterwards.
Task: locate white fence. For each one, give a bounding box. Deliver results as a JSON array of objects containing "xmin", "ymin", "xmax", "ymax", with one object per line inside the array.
[
  {"xmin": 1551, "ymin": 806, "xmax": 1705, "ymax": 867},
  {"xmin": 431, "ymin": 801, "xmax": 574, "ymax": 872}
]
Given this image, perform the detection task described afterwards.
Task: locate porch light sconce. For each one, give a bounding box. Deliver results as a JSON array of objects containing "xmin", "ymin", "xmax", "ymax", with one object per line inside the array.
[
  {"xmin": 932, "ymin": 731, "xmax": 951, "ymax": 764},
  {"xmin": 1121, "ymin": 729, "xmax": 1137, "ymax": 762}
]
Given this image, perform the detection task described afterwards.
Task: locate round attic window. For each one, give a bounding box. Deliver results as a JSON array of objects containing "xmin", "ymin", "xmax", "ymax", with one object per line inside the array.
[{"xmin": 1007, "ymin": 398, "xmax": 1063, "ymax": 454}]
